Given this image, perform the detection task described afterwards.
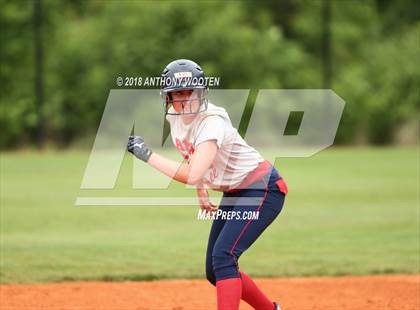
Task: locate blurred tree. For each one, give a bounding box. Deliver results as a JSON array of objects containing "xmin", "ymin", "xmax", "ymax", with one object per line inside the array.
[
  {"xmin": 0, "ymin": 0, "xmax": 418, "ymax": 148},
  {"xmin": 33, "ymin": 0, "xmax": 45, "ymax": 148},
  {"xmin": 321, "ymin": 0, "xmax": 332, "ymax": 89},
  {"xmin": 364, "ymin": 24, "xmax": 420, "ymax": 143},
  {"xmin": 243, "ymin": 0, "xmax": 298, "ymax": 38},
  {"xmin": 44, "ymin": 1, "xmax": 308, "ymax": 145},
  {"xmin": 333, "ymin": 0, "xmax": 420, "ymax": 144},
  {"xmin": 375, "ymin": 0, "xmax": 420, "ymax": 34},
  {"xmin": 0, "ymin": 1, "xmax": 35, "ymax": 147}
]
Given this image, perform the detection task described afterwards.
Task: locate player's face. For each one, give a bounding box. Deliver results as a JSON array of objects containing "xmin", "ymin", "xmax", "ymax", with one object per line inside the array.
[
  {"xmin": 167, "ymin": 90, "xmax": 202, "ymax": 124},
  {"xmin": 171, "ymin": 90, "xmax": 200, "ymax": 114}
]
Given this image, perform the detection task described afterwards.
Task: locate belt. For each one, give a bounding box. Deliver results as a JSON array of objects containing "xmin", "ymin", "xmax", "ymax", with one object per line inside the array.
[{"xmin": 217, "ymin": 160, "xmax": 272, "ymax": 193}]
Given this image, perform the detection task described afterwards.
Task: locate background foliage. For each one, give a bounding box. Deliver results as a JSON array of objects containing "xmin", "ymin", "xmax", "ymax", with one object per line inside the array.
[{"xmin": 0, "ymin": 0, "xmax": 419, "ymax": 148}]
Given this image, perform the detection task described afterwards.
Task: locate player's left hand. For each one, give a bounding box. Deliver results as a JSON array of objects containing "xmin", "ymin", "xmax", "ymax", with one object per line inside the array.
[
  {"xmin": 197, "ymin": 188, "xmax": 218, "ymax": 214},
  {"xmin": 127, "ymin": 136, "xmax": 153, "ymax": 162}
]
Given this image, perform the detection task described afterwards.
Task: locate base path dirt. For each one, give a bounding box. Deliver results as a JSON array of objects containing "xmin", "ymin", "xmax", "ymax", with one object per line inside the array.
[{"xmin": 1, "ymin": 275, "xmax": 419, "ymax": 310}]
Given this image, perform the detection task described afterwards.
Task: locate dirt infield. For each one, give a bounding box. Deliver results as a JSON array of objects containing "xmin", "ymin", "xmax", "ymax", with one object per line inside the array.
[{"xmin": 1, "ymin": 275, "xmax": 419, "ymax": 310}]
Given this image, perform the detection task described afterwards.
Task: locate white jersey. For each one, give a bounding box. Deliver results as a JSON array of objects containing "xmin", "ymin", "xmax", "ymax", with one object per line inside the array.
[{"xmin": 166, "ymin": 102, "xmax": 264, "ymax": 190}]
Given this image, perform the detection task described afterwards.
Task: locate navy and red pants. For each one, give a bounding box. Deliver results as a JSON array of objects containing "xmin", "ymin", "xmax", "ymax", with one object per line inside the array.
[{"xmin": 206, "ymin": 162, "xmax": 287, "ymax": 285}]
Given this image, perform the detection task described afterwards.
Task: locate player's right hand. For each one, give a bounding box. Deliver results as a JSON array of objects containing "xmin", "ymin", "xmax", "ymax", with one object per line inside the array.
[{"xmin": 127, "ymin": 135, "xmax": 153, "ymax": 162}]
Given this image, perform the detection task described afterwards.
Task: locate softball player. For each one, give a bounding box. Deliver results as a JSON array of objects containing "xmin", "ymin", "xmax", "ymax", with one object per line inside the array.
[{"xmin": 127, "ymin": 59, "xmax": 287, "ymax": 310}]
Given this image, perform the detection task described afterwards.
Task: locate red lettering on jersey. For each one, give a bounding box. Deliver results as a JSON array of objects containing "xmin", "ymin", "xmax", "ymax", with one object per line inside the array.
[
  {"xmin": 175, "ymin": 138, "xmax": 195, "ymax": 161},
  {"xmin": 175, "ymin": 138, "xmax": 218, "ymax": 184}
]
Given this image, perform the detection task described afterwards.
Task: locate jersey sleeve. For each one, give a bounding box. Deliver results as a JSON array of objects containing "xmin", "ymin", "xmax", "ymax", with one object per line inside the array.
[{"xmin": 195, "ymin": 115, "xmax": 226, "ymax": 148}]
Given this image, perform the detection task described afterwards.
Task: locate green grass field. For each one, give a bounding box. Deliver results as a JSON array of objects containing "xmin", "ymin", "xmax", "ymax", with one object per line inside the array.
[{"xmin": 1, "ymin": 147, "xmax": 419, "ymax": 284}]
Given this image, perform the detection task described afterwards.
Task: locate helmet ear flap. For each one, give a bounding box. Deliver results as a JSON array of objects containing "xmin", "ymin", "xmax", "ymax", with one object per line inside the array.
[{"xmin": 163, "ymin": 92, "xmax": 172, "ymax": 115}]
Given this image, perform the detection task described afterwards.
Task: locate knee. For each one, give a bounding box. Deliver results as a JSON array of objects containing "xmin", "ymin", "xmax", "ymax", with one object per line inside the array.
[
  {"xmin": 212, "ymin": 253, "xmax": 236, "ymax": 272},
  {"xmin": 211, "ymin": 247, "xmax": 239, "ymax": 281},
  {"xmin": 212, "ymin": 246, "xmax": 234, "ymax": 266}
]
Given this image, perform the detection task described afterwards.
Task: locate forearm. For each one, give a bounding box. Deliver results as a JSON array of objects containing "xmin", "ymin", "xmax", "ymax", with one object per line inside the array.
[
  {"xmin": 147, "ymin": 152, "xmax": 197, "ymax": 185},
  {"xmin": 128, "ymin": 136, "xmax": 217, "ymax": 185},
  {"xmin": 196, "ymin": 182, "xmax": 207, "ymax": 191}
]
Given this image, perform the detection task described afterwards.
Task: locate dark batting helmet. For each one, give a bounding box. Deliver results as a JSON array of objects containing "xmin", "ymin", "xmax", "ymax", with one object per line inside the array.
[{"xmin": 160, "ymin": 59, "xmax": 208, "ymax": 115}]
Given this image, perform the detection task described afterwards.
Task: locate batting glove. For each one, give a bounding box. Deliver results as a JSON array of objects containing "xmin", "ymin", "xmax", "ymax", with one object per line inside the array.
[{"xmin": 127, "ymin": 136, "xmax": 152, "ymax": 162}]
